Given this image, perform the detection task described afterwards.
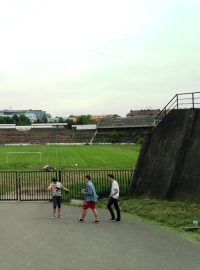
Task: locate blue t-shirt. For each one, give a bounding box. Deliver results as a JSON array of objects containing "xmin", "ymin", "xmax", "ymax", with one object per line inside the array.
[{"xmin": 84, "ymin": 181, "xmax": 98, "ymax": 202}]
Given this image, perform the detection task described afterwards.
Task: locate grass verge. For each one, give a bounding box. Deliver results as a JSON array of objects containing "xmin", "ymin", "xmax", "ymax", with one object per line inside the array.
[{"xmin": 97, "ymin": 196, "xmax": 200, "ymax": 242}]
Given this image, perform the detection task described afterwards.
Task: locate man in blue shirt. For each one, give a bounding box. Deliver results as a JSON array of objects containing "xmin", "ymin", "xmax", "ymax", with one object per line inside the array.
[{"xmin": 78, "ymin": 175, "xmax": 100, "ymax": 223}]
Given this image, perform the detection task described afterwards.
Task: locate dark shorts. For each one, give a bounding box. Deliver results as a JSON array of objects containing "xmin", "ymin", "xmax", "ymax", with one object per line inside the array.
[
  {"xmin": 52, "ymin": 196, "xmax": 62, "ymax": 208},
  {"xmin": 83, "ymin": 201, "xmax": 96, "ymax": 210}
]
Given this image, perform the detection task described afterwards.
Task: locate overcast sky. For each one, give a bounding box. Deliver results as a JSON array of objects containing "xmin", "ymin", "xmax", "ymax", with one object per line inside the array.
[{"xmin": 0, "ymin": 0, "xmax": 199, "ymax": 117}]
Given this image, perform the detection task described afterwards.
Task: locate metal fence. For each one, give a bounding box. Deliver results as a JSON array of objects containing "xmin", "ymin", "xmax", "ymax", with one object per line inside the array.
[
  {"xmin": 0, "ymin": 171, "xmax": 18, "ymax": 200},
  {"xmin": 154, "ymin": 91, "xmax": 200, "ymax": 125},
  {"xmin": 0, "ymin": 170, "xmax": 133, "ymax": 201}
]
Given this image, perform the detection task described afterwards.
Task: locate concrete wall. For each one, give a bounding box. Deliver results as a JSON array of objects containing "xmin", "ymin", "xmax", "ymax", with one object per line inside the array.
[{"xmin": 129, "ymin": 109, "xmax": 200, "ymax": 200}]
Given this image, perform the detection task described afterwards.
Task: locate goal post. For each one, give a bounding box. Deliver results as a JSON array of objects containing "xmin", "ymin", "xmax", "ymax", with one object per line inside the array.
[{"xmin": 6, "ymin": 152, "xmax": 42, "ymax": 163}]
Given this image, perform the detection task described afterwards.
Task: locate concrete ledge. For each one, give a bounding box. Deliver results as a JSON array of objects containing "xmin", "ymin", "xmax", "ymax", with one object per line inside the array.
[
  {"xmin": 182, "ymin": 226, "xmax": 200, "ymax": 231},
  {"xmin": 70, "ymin": 199, "xmax": 83, "ymax": 206}
]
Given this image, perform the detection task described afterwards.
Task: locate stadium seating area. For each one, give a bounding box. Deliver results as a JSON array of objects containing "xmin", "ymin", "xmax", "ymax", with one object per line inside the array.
[
  {"xmin": 0, "ymin": 116, "xmax": 155, "ymax": 144},
  {"xmin": 94, "ymin": 127, "xmax": 151, "ymax": 143},
  {"xmin": 98, "ymin": 115, "xmax": 155, "ymax": 128},
  {"xmin": 0, "ymin": 128, "xmax": 95, "ymax": 144},
  {"xmin": 92, "ymin": 116, "xmax": 154, "ymax": 143}
]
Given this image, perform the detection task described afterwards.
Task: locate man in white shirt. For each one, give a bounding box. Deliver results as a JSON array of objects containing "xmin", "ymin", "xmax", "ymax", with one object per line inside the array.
[{"xmin": 107, "ymin": 174, "xmax": 121, "ymax": 222}]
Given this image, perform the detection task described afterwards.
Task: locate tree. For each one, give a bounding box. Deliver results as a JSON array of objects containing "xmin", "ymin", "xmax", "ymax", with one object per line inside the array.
[
  {"xmin": 0, "ymin": 115, "xmax": 30, "ymax": 125},
  {"xmin": 41, "ymin": 113, "xmax": 48, "ymax": 123},
  {"xmin": 58, "ymin": 117, "xmax": 64, "ymax": 123},
  {"xmin": 0, "ymin": 117, "xmax": 6, "ymax": 124},
  {"xmin": 110, "ymin": 131, "xmax": 120, "ymax": 143},
  {"xmin": 76, "ymin": 115, "xmax": 96, "ymax": 125},
  {"xmin": 66, "ymin": 119, "xmax": 73, "ymax": 128},
  {"xmin": 18, "ymin": 115, "xmax": 31, "ymax": 125}
]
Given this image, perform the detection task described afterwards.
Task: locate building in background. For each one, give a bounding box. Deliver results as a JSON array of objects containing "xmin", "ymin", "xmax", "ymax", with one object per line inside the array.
[
  {"xmin": 68, "ymin": 114, "xmax": 121, "ymax": 123},
  {"xmin": 0, "ymin": 109, "xmax": 46, "ymax": 122},
  {"xmin": 126, "ymin": 109, "xmax": 160, "ymax": 117}
]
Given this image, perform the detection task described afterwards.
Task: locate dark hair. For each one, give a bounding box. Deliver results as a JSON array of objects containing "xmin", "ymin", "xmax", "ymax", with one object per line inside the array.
[
  {"xmin": 52, "ymin": 177, "xmax": 57, "ymax": 182},
  {"xmin": 85, "ymin": 175, "xmax": 91, "ymax": 180},
  {"xmin": 107, "ymin": 174, "xmax": 114, "ymax": 179}
]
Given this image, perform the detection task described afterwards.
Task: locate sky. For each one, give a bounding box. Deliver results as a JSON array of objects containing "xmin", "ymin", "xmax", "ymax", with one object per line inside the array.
[{"xmin": 0, "ymin": 0, "xmax": 199, "ymax": 117}]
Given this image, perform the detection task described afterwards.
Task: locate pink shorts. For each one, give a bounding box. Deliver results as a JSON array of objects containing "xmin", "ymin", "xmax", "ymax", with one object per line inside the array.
[{"xmin": 83, "ymin": 201, "xmax": 96, "ymax": 210}]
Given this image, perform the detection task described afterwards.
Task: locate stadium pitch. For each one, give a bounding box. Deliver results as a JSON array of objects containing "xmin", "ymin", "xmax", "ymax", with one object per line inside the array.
[{"xmin": 0, "ymin": 144, "xmax": 140, "ymax": 170}]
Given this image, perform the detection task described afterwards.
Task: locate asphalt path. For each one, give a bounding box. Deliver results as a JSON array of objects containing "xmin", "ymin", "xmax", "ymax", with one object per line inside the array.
[{"xmin": 0, "ymin": 202, "xmax": 200, "ymax": 270}]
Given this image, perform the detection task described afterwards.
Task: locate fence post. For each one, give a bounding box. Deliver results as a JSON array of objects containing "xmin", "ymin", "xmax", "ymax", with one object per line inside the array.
[
  {"xmin": 176, "ymin": 94, "xmax": 179, "ymax": 109},
  {"xmin": 57, "ymin": 170, "xmax": 62, "ymax": 182},
  {"xmin": 192, "ymin": 93, "xmax": 194, "ymax": 108},
  {"xmin": 16, "ymin": 172, "xmax": 21, "ymax": 202}
]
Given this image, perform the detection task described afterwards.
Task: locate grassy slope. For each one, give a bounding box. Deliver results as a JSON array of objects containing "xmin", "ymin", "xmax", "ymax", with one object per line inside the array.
[{"xmin": 0, "ymin": 144, "xmax": 140, "ymax": 170}]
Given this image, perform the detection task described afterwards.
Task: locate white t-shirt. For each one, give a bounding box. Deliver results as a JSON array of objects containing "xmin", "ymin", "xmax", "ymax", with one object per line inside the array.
[{"xmin": 111, "ymin": 180, "xmax": 119, "ymax": 199}]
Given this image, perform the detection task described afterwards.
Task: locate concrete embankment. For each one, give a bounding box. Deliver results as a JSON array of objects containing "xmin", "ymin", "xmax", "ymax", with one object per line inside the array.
[{"xmin": 129, "ymin": 109, "xmax": 200, "ymax": 200}]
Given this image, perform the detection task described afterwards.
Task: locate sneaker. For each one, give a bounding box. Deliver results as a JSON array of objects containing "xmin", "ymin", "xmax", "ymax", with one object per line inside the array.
[
  {"xmin": 95, "ymin": 220, "xmax": 100, "ymax": 223},
  {"xmin": 110, "ymin": 218, "xmax": 116, "ymax": 221},
  {"xmin": 58, "ymin": 216, "xmax": 63, "ymax": 219},
  {"xmin": 78, "ymin": 218, "xmax": 84, "ymax": 222},
  {"xmin": 51, "ymin": 216, "xmax": 55, "ymax": 219},
  {"xmin": 115, "ymin": 219, "xmax": 121, "ymax": 222}
]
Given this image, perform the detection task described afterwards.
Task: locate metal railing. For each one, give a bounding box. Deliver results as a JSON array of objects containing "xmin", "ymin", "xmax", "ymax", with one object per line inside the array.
[
  {"xmin": 0, "ymin": 169, "xmax": 133, "ymax": 201},
  {"xmin": 154, "ymin": 92, "xmax": 200, "ymax": 125}
]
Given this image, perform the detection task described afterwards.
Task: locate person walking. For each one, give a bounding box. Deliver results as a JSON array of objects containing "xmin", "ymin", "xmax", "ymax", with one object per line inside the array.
[
  {"xmin": 107, "ymin": 174, "xmax": 121, "ymax": 222},
  {"xmin": 48, "ymin": 177, "xmax": 70, "ymax": 219},
  {"xmin": 78, "ymin": 175, "xmax": 100, "ymax": 223}
]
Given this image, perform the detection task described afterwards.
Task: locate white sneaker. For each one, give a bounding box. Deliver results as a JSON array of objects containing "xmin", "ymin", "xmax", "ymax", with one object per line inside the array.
[{"xmin": 51, "ymin": 216, "xmax": 55, "ymax": 219}]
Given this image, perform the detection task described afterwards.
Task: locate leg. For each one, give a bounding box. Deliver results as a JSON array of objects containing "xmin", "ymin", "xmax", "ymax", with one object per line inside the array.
[
  {"xmin": 58, "ymin": 208, "xmax": 61, "ymax": 217},
  {"xmin": 53, "ymin": 207, "xmax": 56, "ymax": 218},
  {"xmin": 92, "ymin": 208, "xmax": 99, "ymax": 221},
  {"xmin": 107, "ymin": 197, "xmax": 115, "ymax": 219},
  {"xmin": 113, "ymin": 199, "xmax": 121, "ymax": 221},
  {"xmin": 81, "ymin": 209, "xmax": 87, "ymax": 220},
  {"xmin": 57, "ymin": 197, "xmax": 62, "ymax": 218},
  {"xmin": 52, "ymin": 197, "xmax": 57, "ymax": 218},
  {"xmin": 80, "ymin": 201, "xmax": 88, "ymax": 220}
]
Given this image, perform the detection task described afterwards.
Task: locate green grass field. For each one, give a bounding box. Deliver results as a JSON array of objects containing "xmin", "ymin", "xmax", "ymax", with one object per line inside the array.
[{"xmin": 0, "ymin": 144, "xmax": 140, "ymax": 170}]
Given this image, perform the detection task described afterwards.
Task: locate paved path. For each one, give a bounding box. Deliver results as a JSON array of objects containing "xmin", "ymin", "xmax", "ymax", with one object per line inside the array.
[{"xmin": 0, "ymin": 202, "xmax": 200, "ymax": 270}]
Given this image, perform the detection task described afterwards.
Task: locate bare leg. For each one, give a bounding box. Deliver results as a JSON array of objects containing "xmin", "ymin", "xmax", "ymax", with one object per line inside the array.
[
  {"xmin": 58, "ymin": 208, "xmax": 61, "ymax": 217},
  {"xmin": 52, "ymin": 208, "xmax": 56, "ymax": 217},
  {"xmin": 81, "ymin": 209, "xmax": 87, "ymax": 220},
  {"xmin": 92, "ymin": 208, "xmax": 99, "ymax": 221}
]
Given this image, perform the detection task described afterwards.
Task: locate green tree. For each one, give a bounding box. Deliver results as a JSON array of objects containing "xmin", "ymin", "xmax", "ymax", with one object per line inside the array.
[
  {"xmin": 0, "ymin": 117, "xmax": 6, "ymax": 124},
  {"xmin": 5, "ymin": 116, "xmax": 13, "ymax": 124},
  {"xmin": 41, "ymin": 113, "xmax": 48, "ymax": 123},
  {"xmin": 58, "ymin": 117, "xmax": 64, "ymax": 123},
  {"xmin": 66, "ymin": 119, "xmax": 73, "ymax": 128},
  {"xmin": 76, "ymin": 115, "xmax": 96, "ymax": 125},
  {"xmin": 12, "ymin": 115, "xmax": 19, "ymax": 124},
  {"xmin": 0, "ymin": 115, "xmax": 30, "ymax": 125},
  {"xmin": 110, "ymin": 131, "xmax": 120, "ymax": 143},
  {"xmin": 17, "ymin": 115, "xmax": 31, "ymax": 125},
  {"xmin": 34, "ymin": 113, "xmax": 48, "ymax": 123}
]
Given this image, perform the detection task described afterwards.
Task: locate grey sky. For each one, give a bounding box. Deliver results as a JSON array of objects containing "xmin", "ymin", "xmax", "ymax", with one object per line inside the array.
[{"xmin": 0, "ymin": 0, "xmax": 199, "ymax": 117}]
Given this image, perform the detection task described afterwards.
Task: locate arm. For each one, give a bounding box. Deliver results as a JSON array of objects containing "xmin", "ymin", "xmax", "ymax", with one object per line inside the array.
[
  {"xmin": 61, "ymin": 186, "xmax": 70, "ymax": 192},
  {"xmin": 109, "ymin": 188, "xmax": 118, "ymax": 197},
  {"xmin": 48, "ymin": 183, "xmax": 56, "ymax": 191},
  {"xmin": 82, "ymin": 185, "xmax": 93, "ymax": 195},
  {"xmin": 47, "ymin": 184, "xmax": 52, "ymax": 191}
]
